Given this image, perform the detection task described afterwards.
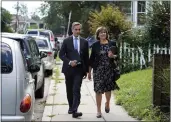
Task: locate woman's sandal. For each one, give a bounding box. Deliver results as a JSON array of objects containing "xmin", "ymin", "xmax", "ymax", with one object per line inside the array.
[
  {"xmin": 105, "ymin": 102, "xmax": 110, "ymax": 113},
  {"xmin": 96, "ymin": 113, "xmax": 102, "ymax": 118}
]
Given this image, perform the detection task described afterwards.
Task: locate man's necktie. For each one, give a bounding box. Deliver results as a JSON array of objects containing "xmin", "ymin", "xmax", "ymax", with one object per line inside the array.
[{"xmin": 74, "ymin": 37, "xmax": 78, "ymax": 53}]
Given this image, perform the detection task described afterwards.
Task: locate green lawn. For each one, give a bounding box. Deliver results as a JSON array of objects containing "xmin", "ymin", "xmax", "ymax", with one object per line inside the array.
[
  {"xmin": 56, "ymin": 56, "xmax": 61, "ymax": 62},
  {"xmin": 114, "ymin": 68, "xmax": 169, "ymax": 121}
]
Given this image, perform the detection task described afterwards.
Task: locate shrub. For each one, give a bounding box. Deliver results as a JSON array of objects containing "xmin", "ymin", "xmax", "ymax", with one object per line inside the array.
[
  {"xmin": 145, "ymin": 1, "xmax": 170, "ymax": 47},
  {"xmin": 88, "ymin": 4, "xmax": 132, "ymax": 40}
]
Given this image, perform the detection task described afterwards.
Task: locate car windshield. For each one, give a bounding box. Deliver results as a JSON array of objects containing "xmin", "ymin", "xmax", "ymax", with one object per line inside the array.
[
  {"xmin": 35, "ymin": 39, "xmax": 49, "ymax": 49},
  {"xmin": 27, "ymin": 31, "xmax": 38, "ymax": 35},
  {"xmin": 1, "ymin": 42, "xmax": 13, "ymax": 73}
]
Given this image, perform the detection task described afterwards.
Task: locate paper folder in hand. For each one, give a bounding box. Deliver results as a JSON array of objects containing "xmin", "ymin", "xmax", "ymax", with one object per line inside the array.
[{"xmin": 71, "ymin": 50, "xmax": 82, "ymax": 65}]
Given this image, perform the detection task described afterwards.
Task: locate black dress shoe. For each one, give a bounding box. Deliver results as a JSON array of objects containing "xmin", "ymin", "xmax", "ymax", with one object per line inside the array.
[
  {"xmin": 68, "ymin": 110, "xmax": 73, "ymax": 114},
  {"xmin": 72, "ymin": 112, "xmax": 83, "ymax": 118},
  {"xmin": 105, "ymin": 107, "xmax": 110, "ymax": 113}
]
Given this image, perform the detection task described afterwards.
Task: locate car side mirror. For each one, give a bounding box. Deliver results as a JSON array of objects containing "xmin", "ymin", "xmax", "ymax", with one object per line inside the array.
[
  {"xmin": 40, "ymin": 51, "xmax": 47, "ymax": 59},
  {"xmin": 29, "ymin": 64, "xmax": 40, "ymax": 73}
]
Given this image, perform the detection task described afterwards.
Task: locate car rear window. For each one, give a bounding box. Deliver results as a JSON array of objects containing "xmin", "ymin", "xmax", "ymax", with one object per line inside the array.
[
  {"xmin": 35, "ymin": 39, "xmax": 49, "ymax": 49},
  {"xmin": 1, "ymin": 42, "xmax": 13, "ymax": 74},
  {"xmin": 40, "ymin": 31, "xmax": 48, "ymax": 36},
  {"xmin": 27, "ymin": 31, "xmax": 38, "ymax": 35}
]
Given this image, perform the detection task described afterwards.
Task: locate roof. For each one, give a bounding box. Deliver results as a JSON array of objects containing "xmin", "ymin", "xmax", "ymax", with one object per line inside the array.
[
  {"xmin": 11, "ymin": 14, "xmax": 43, "ymax": 24},
  {"xmin": 27, "ymin": 29, "xmax": 46, "ymax": 31},
  {"xmin": 43, "ymin": 30, "xmax": 53, "ymax": 33},
  {"xmin": 1, "ymin": 32, "xmax": 32, "ymax": 40},
  {"xmin": 11, "ymin": 14, "xmax": 29, "ymax": 22},
  {"xmin": 31, "ymin": 36, "xmax": 48, "ymax": 40},
  {"xmin": 2, "ymin": 37, "xmax": 15, "ymax": 44}
]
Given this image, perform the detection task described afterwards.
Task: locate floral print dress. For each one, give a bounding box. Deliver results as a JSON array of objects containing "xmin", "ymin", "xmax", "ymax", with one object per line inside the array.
[{"xmin": 93, "ymin": 44, "xmax": 115, "ymax": 94}]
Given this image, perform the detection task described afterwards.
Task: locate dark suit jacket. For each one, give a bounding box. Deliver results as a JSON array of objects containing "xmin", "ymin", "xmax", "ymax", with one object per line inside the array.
[
  {"xmin": 59, "ymin": 36, "xmax": 89, "ymax": 74},
  {"xmin": 89, "ymin": 40, "xmax": 118, "ymax": 70}
]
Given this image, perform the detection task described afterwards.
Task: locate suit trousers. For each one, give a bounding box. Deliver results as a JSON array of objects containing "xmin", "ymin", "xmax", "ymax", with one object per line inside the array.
[{"xmin": 64, "ymin": 67, "xmax": 84, "ymax": 113}]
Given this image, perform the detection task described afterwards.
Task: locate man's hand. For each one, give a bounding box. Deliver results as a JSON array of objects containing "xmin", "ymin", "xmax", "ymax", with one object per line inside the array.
[
  {"xmin": 88, "ymin": 72, "xmax": 92, "ymax": 81},
  {"xmin": 70, "ymin": 60, "xmax": 77, "ymax": 67}
]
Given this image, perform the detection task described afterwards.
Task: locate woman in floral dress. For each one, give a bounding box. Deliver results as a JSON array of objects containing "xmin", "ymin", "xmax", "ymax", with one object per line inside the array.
[{"xmin": 88, "ymin": 27, "xmax": 119, "ymax": 118}]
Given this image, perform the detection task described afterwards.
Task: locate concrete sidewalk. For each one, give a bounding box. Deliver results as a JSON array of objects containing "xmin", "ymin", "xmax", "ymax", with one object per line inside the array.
[{"xmin": 42, "ymin": 64, "xmax": 137, "ymax": 121}]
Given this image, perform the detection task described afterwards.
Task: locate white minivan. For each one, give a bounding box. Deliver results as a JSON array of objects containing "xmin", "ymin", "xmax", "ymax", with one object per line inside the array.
[
  {"xmin": 1, "ymin": 37, "xmax": 37, "ymax": 121},
  {"xmin": 34, "ymin": 36, "xmax": 55, "ymax": 76}
]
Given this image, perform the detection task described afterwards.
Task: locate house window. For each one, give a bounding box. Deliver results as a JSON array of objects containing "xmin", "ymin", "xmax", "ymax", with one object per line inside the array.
[
  {"xmin": 113, "ymin": 1, "xmax": 133, "ymax": 22},
  {"xmin": 137, "ymin": 1, "xmax": 146, "ymax": 25}
]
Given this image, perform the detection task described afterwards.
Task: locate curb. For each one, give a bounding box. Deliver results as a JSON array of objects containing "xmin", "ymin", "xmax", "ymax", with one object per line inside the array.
[{"xmin": 41, "ymin": 72, "xmax": 56, "ymax": 121}]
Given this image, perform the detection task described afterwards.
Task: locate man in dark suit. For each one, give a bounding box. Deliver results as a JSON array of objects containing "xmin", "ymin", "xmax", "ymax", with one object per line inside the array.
[{"xmin": 59, "ymin": 22, "xmax": 89, "ymax": 118}]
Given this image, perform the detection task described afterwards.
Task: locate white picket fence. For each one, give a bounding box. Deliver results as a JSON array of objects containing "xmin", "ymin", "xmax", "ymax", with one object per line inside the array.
[{"xmin": 119, "ymin": 42, "xmax": 170, "ymax": 69}]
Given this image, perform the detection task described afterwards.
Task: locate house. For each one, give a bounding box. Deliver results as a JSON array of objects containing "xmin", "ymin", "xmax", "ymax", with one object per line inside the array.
[
  {"xmin": 124, "ymin": 1, "xmax": 168, "ymax": 27},
  {"xmin": 112, "ymin": 1, "xmax": 150, "ymax": 27},
  {"xmin": 10, "ymin": 14, "xmax": 46, "ymax": 33},
  {"xmin": 129, "ymin": 1, "xmax": 150, "ymax": 27}
]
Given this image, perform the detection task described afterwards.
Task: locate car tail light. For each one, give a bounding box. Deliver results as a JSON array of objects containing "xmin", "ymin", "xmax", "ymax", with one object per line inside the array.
[
  {"xmin": 20, "ymin": 94, "xmax": 32, "ymax": 113},
  {"xmin": 47, "ymin": 52, "xmax": 52, "ymax": 56},
  {"xmin": 50, "ymin": 35, "xmax": 54, "ymax": 41}
]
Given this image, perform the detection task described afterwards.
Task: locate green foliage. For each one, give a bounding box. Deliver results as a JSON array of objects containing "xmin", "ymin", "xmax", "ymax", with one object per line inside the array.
[
  {"xmin": 28, "ymin": 24, "xmax": 38, "ymax": 29},
  {"xmin": 145, "ymin": 1, "xmax": 170, "ymax": 47},
  {"xmin": 120, "ymin": 2, "xmax": 170, "ymax": 47},
  {"xmin": 3, "ymin": 26, "xmax": 13, "ymax": 33},
  {"xmin": 1, "ymin": 7, "xmax": 12, "ymax": 32},
  {"xmin": 88, "ymin": 4, "xmax": 132, "ymax": 40},
  {"xmin": 114, "ymin": 69, "xmax": 169, "ymax": 121},
  {"xmin": 120, "ymin": 62, "xmax": 140, "ymax": 74},
  {"xmin": 120, "ymin": 27, "xmax": 149, "ymax": 47},
  {"xmin": 39, "ymin": 1, "xmax": 111, "ymax": 36}
]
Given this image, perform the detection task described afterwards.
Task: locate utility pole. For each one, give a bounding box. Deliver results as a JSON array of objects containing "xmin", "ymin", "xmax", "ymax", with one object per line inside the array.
[
  {"xmin": 66, "ymin": 11, "xmax": 72, "ymax": 37},
  {"xmin": 15, "ymin": 1, "xmax": 19, "ymax": 33}
]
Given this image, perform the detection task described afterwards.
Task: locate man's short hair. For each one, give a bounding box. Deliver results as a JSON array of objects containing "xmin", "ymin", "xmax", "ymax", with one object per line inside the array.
[{"xmin": 72, "ymin": 22, "xmax": 82, "ymax": 30}]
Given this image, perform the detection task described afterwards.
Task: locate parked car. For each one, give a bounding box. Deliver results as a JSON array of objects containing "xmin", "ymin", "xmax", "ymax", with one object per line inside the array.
[
  {"xmin": 34, "ymin": 36, "xmax": 55, "ymax": 76},
  {"xmin": 26, "ymin": 29, "xmax": 46, "ymax": 36},
  {"xmin": 26, "ymin": 29, "xmax": 58, "ymax": 59},
  {"xmin": 2, "ymin": 33, "xmax": 47, "ymax": 98},
  {"xmin": 1, "ymin": 37, "xmax": 36, "ymax": 121},
  {"xmin": 41, "ymin": 30, "xmax": 58, "ymax": 59}
]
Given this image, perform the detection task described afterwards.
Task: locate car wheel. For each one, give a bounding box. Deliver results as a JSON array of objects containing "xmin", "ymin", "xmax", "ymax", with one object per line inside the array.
[{"xmin": 35, "ymin": 77, "xmax": 45, "ymax": 98}]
